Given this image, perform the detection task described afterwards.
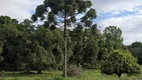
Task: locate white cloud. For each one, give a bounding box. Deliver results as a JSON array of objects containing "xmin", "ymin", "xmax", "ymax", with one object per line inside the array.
[
  {"xmin": 0, "ymin": 0, "xmax": 43, "ymax": 22},
  {"xmin": 97, "ymin": 14, "xmax": 142, "ymax": 45},
  {"xmin": 112, "ymin": 11, "xmax": 120, "ymax": 15},
  {"xmin": 91, "ymin": 0, "xmax": 142, "ymax": 13},
  {"xmin": 90, "ymin": 0, "xmax": 142, "ymax": 45}
]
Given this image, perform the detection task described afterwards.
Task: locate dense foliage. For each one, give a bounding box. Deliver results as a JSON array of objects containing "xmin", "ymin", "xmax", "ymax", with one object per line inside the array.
[
  {"xmin": 101, "ymin": 50, "xmax": 140, "ymax": 77},
  {"xmin": 128, "ymin": 42, "xmax": 142, "ymax": 64},
  {"xmin": 0, "ymin": 0, "xmax": 140, "ymax": 77},
  {"xmin": 31, "ymin": 0, "xmax": 97, "ymax": 77}
]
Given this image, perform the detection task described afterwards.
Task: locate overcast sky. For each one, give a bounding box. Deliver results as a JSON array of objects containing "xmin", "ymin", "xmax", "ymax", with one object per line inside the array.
[{"xmin": 0, "ymin": 0, "xmax": 142, "ymax": 45}]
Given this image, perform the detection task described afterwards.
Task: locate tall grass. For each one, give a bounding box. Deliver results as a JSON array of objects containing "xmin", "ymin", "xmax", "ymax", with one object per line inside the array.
[{"xmin": 1, "ymin": 69, "xmax": 141, "ymax": 80}]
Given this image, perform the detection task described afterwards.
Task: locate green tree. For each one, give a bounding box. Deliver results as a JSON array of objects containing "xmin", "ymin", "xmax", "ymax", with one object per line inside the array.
[
  {"xmin": 0, "ymin": 23, "xmax": 21, "ymax": 69},
  {"xmin": 101, "ymin": 50, "xmax": 140, "ymax": 77},
  {"xmin": 31, "ymin": 26, "xmax": 55, "ymax": 73},
  {"xmin": 82, "ymin": 24, "xmax": 100, "ymax": 68},
  {"xmin": 32, "ymin": 0, "xmax": 97, "ymax": 77},
  {"xmin": 129, "ymin": 42, "xmax": 142, "ymax": 64},
  {"xmin": 16, "ymin": 19, "xmax": 35, "ymax": 72},
  {"xmin": 51, "ymin": 28, "xmax": 64, "ymax": 70},
  {"xmin": 34, "ymin": 45, "xmax": 53, "ymax": 73},
  {"xmin": 0, "ymin": 16, "xmax": 13, "ymax": 24},
  {"xmin": 70, "ymin": 24, "xmax": 84, "ymax": 67},
  {"xmin": 0, "ymin": 18, "xmax": 35, "ymax": 72},
  {"xmin": 104, "ymin": 26, "xmax": 123, "ymax": 53},
  {"xmin": 97, "ymin": 35, "xmax": 108, "ymax": 61}
]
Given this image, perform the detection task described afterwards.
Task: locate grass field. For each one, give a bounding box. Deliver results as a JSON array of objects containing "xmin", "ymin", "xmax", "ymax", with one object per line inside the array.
[{"xmin": 1, "ymin": 69, "xmax": 142, "ymax": 80}]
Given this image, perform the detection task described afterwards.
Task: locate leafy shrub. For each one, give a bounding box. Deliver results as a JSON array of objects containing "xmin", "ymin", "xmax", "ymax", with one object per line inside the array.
[
  {"xmin": 101, "ymin": 50, "xmax": 140, "ymax": 77},
  {"xmin": 67, "ymin": 65, "xmax": 82, "ymax": 76}
]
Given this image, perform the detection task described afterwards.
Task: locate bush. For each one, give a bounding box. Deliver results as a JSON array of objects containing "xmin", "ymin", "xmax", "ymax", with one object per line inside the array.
[
  {"xmin": 101, "ymin": 50, "xmax": 140, "ymax": 77},
  {"xmin": 67, "ymin": 65, "xmax": 83, "ymax": 76}
]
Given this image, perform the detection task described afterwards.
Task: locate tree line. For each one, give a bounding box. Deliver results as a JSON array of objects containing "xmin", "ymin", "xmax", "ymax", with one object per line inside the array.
[{"xmin": 0, "ymin": 0, "xmax": 141, "ymax": 77}]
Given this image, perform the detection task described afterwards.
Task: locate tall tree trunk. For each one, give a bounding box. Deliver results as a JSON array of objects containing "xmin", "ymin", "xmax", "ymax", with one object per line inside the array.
[
  {"xmin": 63, "ymin": 0, "xmax": 67, "ymax": 78},
  {"xmin": 64, "ymin": 34, "xmax": 67, "ymax": 77}
]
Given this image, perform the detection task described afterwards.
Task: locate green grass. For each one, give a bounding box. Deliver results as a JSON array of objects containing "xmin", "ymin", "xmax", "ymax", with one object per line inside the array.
[{"xmin": 0, "ymin": 69, "xmax": 142, "ymax": 80}]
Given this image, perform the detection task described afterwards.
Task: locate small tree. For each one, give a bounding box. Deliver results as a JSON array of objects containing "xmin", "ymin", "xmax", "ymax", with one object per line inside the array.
[{"xmin": 101, "ymin": 50, "xmax": 140, "ymax": 77}]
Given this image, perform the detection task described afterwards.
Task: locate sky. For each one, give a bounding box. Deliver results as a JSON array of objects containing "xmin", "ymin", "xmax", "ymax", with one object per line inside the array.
[{"xmin": 0, "ymin": 0, "xmax": 142, "ymax": 45}]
